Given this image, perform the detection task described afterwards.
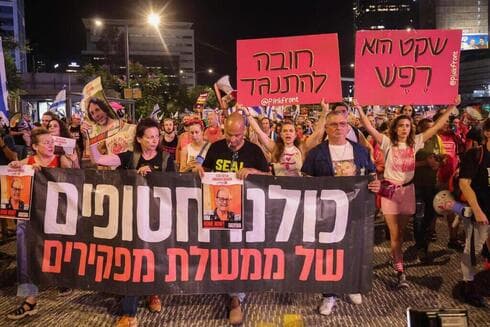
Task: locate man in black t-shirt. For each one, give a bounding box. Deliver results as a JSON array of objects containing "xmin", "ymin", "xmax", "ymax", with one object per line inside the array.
[
  {"xmin": 458, "ymin": 118, "xmax": 490, "ymax": 308},
  {"xmin": 200, "ymin": 113, "xmax": 269, "ymax": 177},
  {"xmin": 197, "ymin": 112, "xmax": 269, "ymax": 325}
]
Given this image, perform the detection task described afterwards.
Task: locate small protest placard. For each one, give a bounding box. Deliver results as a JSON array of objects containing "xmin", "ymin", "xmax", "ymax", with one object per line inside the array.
[
  {"xmin": 0, "ymin": 165, "xmax": 35, "ymax": 220},
  {"xmin": 202, "ymin": 172, "xmax": 243, "ymax": 230}
]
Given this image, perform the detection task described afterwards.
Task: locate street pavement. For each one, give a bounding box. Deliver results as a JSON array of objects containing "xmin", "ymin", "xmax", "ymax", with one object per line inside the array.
[{"xmin": 0, "ymin": 218, "xmax": 488, "ymax": 326}]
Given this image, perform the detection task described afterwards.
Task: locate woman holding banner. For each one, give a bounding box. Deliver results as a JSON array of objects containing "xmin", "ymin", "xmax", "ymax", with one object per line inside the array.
[
  {"xmin": 6, "ymin": 128, "xmax": 74, "ymax": 321},
  {"xmin": 355, "ymin": 97, "xmax": 457, "ymax": 288},
  {"xmin": 88, "ymin": 117, "xmax": 174, "ymax": 327}
]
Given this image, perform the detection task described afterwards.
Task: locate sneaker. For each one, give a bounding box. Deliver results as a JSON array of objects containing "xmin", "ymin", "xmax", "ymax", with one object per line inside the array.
[
  {"xmin": 7, "ymin": 301, "xmax": 38, "ymax": 320},
  {"xmin": 115, "ymin": 315, "xmax": 138, "ymax": 327},
  {"xmin": 147, "ymin": 295, "xmax": 161, "ymax": 313},
  {"xmin": 347, "ymin": 293, "xmax": 362, "ymax": 305},
  {"xmin": 396, "ymin": 272, "xmax": 409, "ymax": 289},
  {"xmin": 58, "ymin": 287, "xmax": 73, "ymax": 296},
  {"xmin": 318, "ymin": 296, "xmax": 337, "ymax": 316},
  {"xmin": 229, "ymin": 296, "xmax": 243, "ymax": 325}
]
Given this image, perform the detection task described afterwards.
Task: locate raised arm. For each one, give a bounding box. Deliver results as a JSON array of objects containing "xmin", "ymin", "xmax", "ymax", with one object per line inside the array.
[
  {"xmin": 354, "ymin": 99, "xmax": 384, "ymax": 145},
  {"xmin": 303, "ymin": 99, "xmax": 328, "ymax": 153},
  {"xmin": 242, "ymin": 107, "xmax": 276, "ymax": 153},
  {"xmin": 89, "ymin": 142, "xmax": 121, "ymax": 167},
  {"xmin": 422, "ymin": 95, "xmax": 460, "ymax": 142}
]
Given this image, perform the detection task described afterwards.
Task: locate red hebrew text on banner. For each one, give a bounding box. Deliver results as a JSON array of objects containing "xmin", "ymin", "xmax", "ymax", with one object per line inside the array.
[
  {"xmin": 354, "ymin": 29, "xmax": 462, "ymax": 105},
  {"xmin": 237, "ymin": 34, "xmax": 342, "ymax": 106}
]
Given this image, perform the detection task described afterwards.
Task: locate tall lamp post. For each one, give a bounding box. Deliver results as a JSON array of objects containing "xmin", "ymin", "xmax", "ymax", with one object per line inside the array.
[{"xmin": 93, "ymin": 12, "xmax": 161, "ymax": 88}]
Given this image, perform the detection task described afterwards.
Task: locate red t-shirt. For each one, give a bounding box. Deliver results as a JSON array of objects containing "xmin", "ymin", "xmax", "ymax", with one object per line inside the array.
[{"xmin": 27, "ymin": 155, "xmax": 60, "ymax": 168}]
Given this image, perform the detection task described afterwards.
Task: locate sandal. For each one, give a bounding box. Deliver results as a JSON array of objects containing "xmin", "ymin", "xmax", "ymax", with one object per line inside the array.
[{"xmin": 7, "ymin": 301, "xmax": 38, "ymax": 320}]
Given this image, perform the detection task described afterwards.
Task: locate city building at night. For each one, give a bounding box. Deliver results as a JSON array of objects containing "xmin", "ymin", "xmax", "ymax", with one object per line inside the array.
[
  {"xmin": 0, "ymin": 0, "xmax": 27, "ymax": 72},
  {"xmin": 81, "ymin": 18, "xmax": 196, "ymax": 88},
  {"xmin": 353, "ymin": 0, "xmax": 418, "ymax": 30}
]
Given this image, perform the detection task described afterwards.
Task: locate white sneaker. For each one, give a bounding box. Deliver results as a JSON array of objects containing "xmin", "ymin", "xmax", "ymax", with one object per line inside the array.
[
  {"xmin": 347, "ymin": 293, "xmax": 362, "ymax": 305},
  {"xmin": 318, "ymin": 296, "xmax": 336, "ymax": 315}
]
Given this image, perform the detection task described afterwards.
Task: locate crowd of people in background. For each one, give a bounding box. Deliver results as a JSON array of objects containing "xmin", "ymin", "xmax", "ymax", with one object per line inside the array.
[{"xmin": 0, "ymin": 96, "xmax": 489, "ymax": 326}]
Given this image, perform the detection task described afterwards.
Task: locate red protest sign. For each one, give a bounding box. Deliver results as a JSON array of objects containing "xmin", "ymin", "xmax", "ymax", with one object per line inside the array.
[
  {"xmin": 354, "ymin": 29, "xmax": 462, "ymax": 105},
  {"xmin": 237, "ymin": 34, "xmax": 342, "ymax": 107}
]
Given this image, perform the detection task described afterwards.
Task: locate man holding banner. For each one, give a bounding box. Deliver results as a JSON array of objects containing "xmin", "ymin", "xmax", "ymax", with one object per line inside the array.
[
  {"xmin": 197, "ymin": 112, "xmax": 270, "ymax": 325},
  {"xmin": 302, "ymin": 109, "xmax": 380, "ymax": 316}
]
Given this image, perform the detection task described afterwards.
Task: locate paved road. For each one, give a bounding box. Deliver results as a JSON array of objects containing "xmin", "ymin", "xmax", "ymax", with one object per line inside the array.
[{"xmin": 0, "ymin": 219, "xmax": 488, "ymax": 326}]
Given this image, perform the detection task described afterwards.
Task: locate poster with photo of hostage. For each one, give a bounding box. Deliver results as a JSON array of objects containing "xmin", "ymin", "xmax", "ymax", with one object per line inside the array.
[
  {"xmin": 0, "ymin": 165, "xmax": 35, "ymax": 219},
  {"xmin": 202, "ymin": 172, "xmax": 243, "ymax": 229}
]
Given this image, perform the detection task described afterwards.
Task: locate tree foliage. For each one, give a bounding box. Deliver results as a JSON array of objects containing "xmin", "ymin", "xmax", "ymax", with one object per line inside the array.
[{"xmin": 79, "ymin": 62, "xmax": 219, "ymax": 120}]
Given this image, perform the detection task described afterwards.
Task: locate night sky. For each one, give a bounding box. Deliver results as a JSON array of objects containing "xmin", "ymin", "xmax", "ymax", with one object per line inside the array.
[{"xmin": 24, "ymin": 0, "xmax": 354, "ymax": 83}]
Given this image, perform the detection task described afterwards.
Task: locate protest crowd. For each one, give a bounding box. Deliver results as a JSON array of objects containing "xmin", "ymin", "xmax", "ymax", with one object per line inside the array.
[
  {"xmin": 1, "ymin": 90, "xmax": 489, "ymax": 326},
  {"xmin": 0, "ymin": 30, "xmax": 489, "ymax": 327}
]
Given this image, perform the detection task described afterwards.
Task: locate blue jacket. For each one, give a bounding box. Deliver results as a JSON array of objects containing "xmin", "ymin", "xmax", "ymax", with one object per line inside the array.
[{"xmin": 301, "ymin": 140, "xmax": 375, "ymax": 177}]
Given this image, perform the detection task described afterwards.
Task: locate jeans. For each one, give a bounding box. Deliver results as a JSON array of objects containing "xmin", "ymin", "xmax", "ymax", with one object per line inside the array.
[
  {"xmin": 413, "ymin": 186, "xmax": 437, "ymax": 251},
  {"xmin": 461, "ymin": 218, "xmax": 489, "ymax": 281},
  {"xmin": 120, "ymin": 296, "xmax": 139, "ymax": 316},
  {"xmin": 16, "ymin": 220, "xmax": 39, "ymax": 297}
]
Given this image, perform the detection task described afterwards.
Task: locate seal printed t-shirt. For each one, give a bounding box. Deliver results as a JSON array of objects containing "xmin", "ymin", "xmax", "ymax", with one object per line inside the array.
[
  {"xmin": 202, "ymin": 139, "xmax": 269, "ymax": 173},
  {"xmin": 381, "ymin": 134, "xmax": 424, "ymax": 185}
]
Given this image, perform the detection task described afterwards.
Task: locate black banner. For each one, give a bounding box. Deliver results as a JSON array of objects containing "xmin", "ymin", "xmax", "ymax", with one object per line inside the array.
[{"xmin": 27, "ymin": 169, "xmax": 375, "ymax": 295}]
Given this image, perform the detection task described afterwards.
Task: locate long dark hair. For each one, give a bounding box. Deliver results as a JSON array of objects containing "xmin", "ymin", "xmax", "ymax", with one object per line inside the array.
[
  {"xmin": 389, "ymin": 115, "xmax": 415, "ymax": 147},
  {"xmin": 134, "ymin": 118, "xmax": 160, "ymax": 153},
  {"xmin": 47, "ymin": 117, "xmax": 71, "ymax": 138},
  {"xmin": 272, "ymin": 122, "xmax": 300, "ymax": 163},
  {"xmin": 86, "ymin": 97, "xmax": 116, "ymax": 122}
]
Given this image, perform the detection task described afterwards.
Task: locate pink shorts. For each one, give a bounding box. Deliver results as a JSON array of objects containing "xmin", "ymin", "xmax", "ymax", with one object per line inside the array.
[{"xmin": 380, "ymin": 183, "xmax": 415, "ymax": 215}]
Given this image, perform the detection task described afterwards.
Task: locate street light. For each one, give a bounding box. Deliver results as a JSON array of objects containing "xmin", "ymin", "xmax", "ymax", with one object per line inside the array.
[
  {"xmin": 147, "ymin": 12, "xmax": 161, "ymax": 27},
  {"xmin": 93, "ymin": 12, "xmax": 162, "ymax": 88}
]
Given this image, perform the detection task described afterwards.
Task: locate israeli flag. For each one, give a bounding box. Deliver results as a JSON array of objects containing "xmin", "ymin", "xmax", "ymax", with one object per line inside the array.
[
  {"xmin": 265, "ymin": 106, "xmax": 274, "ymax": 119},
  {"xmin": 0, "ymin": 37, "xmax": 9, "ymax": 126},
  {"xmin": 247, "ymin": 106, "xmax": 263, "ymax": 117},
  {"xmin": 49, "ymin": 87, "xmax": 66, "ymax": 117}
]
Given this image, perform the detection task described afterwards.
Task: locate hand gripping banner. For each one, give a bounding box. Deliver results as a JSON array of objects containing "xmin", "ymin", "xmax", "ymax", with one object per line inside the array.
[{"xmin": 27, "ymin": 169, "xmax": 374, "ymax": 295}]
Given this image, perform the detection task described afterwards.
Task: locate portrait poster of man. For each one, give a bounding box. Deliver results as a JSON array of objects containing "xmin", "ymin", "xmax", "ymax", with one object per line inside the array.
[
  {"xmin": 202, "ymin": 172, "xmax": 243, "ymax": 229},
  {"xmin": 0, "ymin": 165, "xmax": 35, "ymax": 219}
]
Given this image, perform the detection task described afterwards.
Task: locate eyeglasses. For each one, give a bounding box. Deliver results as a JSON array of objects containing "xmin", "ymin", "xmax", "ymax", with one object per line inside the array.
[
  {"xmin": 327, "ymin": 122, "xmax": 348, "ymax": 128},
  {"xmin": 217, "ymin": 197, "xmax": 230, "ymax": 202},
  {"xmin": 12, "ymin": 187, "xmax": 22, "ymax": 192}
]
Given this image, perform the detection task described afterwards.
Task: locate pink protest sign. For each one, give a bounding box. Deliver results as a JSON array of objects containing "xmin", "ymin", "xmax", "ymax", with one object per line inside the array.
[
  {"xmin": 237, "ymin": 34, "xmax": 342, "ymax": 106},
  {"xmin": 354, "ymin": 29, "xmax": 462, "ymax": 105}
]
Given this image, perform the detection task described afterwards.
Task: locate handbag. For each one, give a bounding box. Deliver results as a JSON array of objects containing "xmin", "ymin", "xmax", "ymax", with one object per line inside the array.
[{"xmin": 378, "ymin": 179, "xmax": 398, "ymax": 199}]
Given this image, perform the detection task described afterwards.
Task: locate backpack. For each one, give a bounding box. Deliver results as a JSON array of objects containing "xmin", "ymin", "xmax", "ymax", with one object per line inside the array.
[
  {"xmin": 448, "ymin": 146, "xmax": 484, "ymax": 203},
  {"xmin": 131, "ymin": 151, "xmax": 170, "ymax": 172}
]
